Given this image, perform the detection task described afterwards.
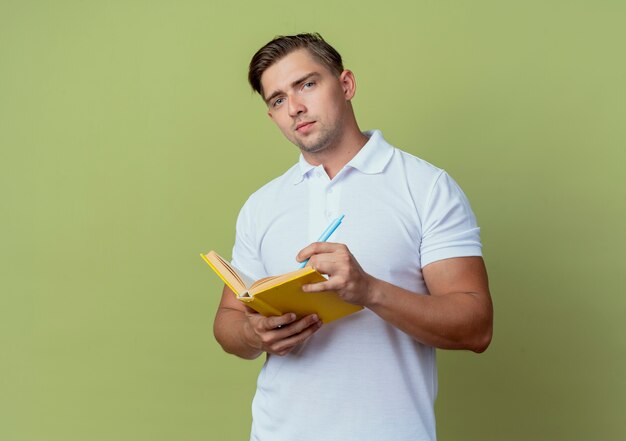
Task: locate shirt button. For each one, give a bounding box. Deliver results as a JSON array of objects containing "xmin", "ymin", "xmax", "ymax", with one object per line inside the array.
[{"xmin": 327, "ymin": 188, "xmax": 333, "ymax": 194}]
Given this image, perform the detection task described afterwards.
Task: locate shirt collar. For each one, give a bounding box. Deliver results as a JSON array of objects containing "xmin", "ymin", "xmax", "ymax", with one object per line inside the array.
[
  {"xmin": 294, "ymin": 154, "xmax": 317, "ymax": 185},
  {"xmin": 345, "ymin": 129, "xmax": 394, "ymax": 174},
  {"xmin": 293, "ymin": 129, "xmax": 394, "ymax": 185}
]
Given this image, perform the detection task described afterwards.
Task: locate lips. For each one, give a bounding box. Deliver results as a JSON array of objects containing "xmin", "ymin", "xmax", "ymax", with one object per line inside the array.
[{"xmin": 295, "ymin": 121, "xmax": 315, "ymax": 132}]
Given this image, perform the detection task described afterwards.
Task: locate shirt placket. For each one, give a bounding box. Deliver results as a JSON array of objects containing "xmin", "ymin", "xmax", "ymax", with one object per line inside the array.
[{"xmin": 307, "ymin": 165, "xmax": 342, "ymax": 244}]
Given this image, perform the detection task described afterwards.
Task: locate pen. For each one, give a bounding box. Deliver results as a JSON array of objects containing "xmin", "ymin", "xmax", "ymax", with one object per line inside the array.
[{"xmin": 298, "ymin": 214, "xmax": 345, "ymax": 268}]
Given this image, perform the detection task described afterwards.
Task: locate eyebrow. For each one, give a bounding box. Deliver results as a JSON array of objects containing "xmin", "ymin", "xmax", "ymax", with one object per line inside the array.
[{"xmin": 264, "ymin": 72, "xmax": 321, "ymax": 105}]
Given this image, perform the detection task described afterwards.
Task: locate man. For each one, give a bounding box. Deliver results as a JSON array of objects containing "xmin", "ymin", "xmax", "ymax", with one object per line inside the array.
[{"xmin": 213, "ymin": 33, "xmax": 493, "ymax": 441}]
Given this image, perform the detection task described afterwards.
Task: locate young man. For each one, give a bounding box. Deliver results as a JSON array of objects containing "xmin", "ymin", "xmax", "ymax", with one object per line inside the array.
[{"xmin": 213, "ymin": 33, "xmax": 493, "ymax": 441}]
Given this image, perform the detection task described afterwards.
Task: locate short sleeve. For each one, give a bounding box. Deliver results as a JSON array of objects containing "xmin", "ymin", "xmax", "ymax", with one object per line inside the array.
[
  {"xmin": 420, "ymin": 171, "xmax": 482, "ymax": 268},
  {"xmin": 230, "ymin": 196, "xmax": 268, "ymax": 282}
]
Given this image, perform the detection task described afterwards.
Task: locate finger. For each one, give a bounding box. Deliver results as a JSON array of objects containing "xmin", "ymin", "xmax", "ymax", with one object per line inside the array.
[
  {"xmin": 261, "ymin": 313, "xmax": 297, "ymax": 331},
  {"xmin": 265, "ymin": 314, "xmax": 320, "ymax": 342},
  {"xmin": 296, "ymin": 242, "xmax": 344, "ymax": 263},
  {"xmin": 263, "ymin": 314, "xmax": 321, "ymax": 346},
  {"xmin": 276, "ymin": 314, "xmax": 320, "ymax": 337},
  {"xmin": 271, "ymin": 319, "xmax": 323, "ymax": 355},
  {"xmin": 307, "ymin": 258, "xmax": 336, "ymax": 275},
  {"xmin": 258, "ymin": 314, "xmax": 319, "ymax": 349},
  {"xmin": 302, "ymin": 280, "xmax": 334, "ymax": 293}
]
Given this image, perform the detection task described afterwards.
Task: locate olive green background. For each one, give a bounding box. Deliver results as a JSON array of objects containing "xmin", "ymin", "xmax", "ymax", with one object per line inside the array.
[{"xmin": 1, "ymin": 1, "xmax": 624, "ymax": 440}]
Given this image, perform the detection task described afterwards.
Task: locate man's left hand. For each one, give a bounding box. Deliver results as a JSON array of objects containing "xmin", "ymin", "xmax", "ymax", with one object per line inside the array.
[{"xmin": 297, "ymin": 242, "xmax": 374, "ymax": 306}]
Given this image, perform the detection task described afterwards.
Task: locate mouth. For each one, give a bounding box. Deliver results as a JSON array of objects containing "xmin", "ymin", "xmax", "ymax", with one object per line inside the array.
[{"xmin": 295, "ymin": 121, "xmax": 315, "ymax": 132}]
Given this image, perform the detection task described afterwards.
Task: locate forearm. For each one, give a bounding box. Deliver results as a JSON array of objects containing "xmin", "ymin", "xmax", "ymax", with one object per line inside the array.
[
  {"xmin": 366, "ymin": 276, "xmax": 493, "ymax": 352},
  {"xmin": 213, "ymin": 308, "xmax": 263, "ymax": 360},
  {"xmin": 298, "ymin": 245, "xmax": 492, "ymax": 352}
]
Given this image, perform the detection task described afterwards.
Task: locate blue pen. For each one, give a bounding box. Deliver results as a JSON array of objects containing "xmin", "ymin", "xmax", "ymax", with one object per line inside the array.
[{"xmin": 298, "ymin": 214, "xmax": 345, "ymax": 269}]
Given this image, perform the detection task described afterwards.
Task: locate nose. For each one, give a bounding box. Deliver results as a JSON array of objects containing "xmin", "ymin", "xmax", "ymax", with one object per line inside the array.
[{"xmin": 287, "ymin": 94, "xmax": 306, "ymax": 117}]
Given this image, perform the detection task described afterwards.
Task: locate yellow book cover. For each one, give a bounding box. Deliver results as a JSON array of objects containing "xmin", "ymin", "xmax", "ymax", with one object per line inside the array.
[{"xmin": 201, "ymin": 251, "xmax": 363, "ymax": 323}]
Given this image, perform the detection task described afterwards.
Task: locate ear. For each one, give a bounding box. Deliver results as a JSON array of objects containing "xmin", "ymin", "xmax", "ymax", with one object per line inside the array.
[
  {"xmin": 339, "ymin": 70, "xmax": 357, "ymax": 100},
  {"xmin": 267, "ymin": 109, "xmax": 274, "ymax": 120}
]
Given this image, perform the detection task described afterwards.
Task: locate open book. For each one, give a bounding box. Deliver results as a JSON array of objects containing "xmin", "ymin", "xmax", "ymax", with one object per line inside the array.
[{"xmin": 201, "ymin": 251, "xmax": 363, "ymax": 323}]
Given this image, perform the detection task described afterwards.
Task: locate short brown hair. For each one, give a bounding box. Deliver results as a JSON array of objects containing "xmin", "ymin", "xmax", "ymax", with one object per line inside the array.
[{"xmin": 248, "ymin": 33, "xmax": 344, "ymax": 96}]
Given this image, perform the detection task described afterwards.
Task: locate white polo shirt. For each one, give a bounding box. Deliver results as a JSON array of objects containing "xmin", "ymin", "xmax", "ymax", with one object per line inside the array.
[{"xmin": 231, "ymin": 130, "xmax": 482, "ymax": 441}]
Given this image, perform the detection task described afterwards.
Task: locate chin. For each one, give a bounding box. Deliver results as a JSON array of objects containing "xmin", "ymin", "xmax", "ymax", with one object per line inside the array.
[
  {"xmin": 299, "ymin": 142, "xmax": 328, "ymax": 154},
  {"xmin": 297, "ymin": 134, "xmax": 333, "ymax": 154}
]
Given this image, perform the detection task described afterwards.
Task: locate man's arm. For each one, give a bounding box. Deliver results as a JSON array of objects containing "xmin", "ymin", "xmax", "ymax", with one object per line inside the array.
[
  {"xmin": 298, "ymin": 243, "xmax": 493, "ymax": 353},
  {"xmin": 213, "ymin": 285, "xmax": 323, "ymax": 359}
]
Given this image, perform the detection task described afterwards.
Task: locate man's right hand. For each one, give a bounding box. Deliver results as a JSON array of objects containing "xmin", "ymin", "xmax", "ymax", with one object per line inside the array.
[{"xmin": 244, "ymin": 308, "xmax": 322, "ymax": 356}]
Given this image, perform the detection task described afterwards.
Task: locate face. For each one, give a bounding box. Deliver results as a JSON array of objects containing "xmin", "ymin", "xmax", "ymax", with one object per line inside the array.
[{"xmin": 260, "ymin": 49, "xmax": 354, "ymax": 154}]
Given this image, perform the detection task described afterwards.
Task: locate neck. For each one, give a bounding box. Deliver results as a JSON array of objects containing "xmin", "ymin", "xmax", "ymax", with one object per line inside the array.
[{"xmin": 301, "ymin": 124, "xmax": 369, "ymax": 180}]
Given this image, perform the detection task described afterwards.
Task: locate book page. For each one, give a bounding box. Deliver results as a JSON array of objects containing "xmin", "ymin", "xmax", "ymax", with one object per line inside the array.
[
  {"xmin": 249, "ymin": 268, "xmax": 313, "ymax": 293},
  {"xmin": 231, "ymin": 262, "xmax": 255, "ymax": 288},
  {"xmin": 204, "ymin": 251, "xmax": 248, "ymax": 292},
  {"xmin": 249, "ymin": 275, "xmax": 281, "ymax": 290}
]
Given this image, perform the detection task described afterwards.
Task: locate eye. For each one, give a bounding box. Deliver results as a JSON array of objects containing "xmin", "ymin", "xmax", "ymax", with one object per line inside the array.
[
  {"xmin": 272, "ymin": 97, "xmax": 285, "ymax": 108},
  {"xmin": 303, "ymin": 81, "xmax": 315, "ymax": 89}
]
